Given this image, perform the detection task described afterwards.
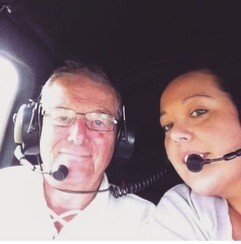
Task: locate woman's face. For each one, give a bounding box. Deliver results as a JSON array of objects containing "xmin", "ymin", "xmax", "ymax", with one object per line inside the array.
[{"xmin": 160, "ymin": 70, "xmax": 241, "ymax": 197}]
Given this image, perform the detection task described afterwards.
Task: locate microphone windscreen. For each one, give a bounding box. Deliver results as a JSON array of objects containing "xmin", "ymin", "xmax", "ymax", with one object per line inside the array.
[
  {"xmin": 186, "ymin": 154, "xmax": 204, "ymax": 172},
  {"xmin": 52, "ymin": 165, "xmax": 69, "ymax": 181}
]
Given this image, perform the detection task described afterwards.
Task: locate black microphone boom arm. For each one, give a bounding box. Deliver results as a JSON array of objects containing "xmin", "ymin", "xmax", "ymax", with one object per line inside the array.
[{"xmin": 187, "ymin": 148, "xmax": 241, "ymax": 173}]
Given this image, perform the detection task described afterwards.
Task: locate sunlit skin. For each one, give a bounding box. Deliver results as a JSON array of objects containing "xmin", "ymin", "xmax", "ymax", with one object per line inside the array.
[
  {"xmin": 160, "ymin": 70, "xmax": 241, "ymax": 208},
  {"xmin": 39, "ymin": 74, "xmax": 119, "ymax": 219}
]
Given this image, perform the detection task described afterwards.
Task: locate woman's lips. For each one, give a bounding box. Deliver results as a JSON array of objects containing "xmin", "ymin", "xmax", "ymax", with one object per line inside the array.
[{"xmin": 183, "ymin": 152, "xmax": 209, "ymax": 163}]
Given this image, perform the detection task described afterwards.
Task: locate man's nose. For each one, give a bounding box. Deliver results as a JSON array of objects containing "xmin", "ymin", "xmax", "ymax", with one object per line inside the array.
[
  {"xmin": 170, "ymin": 124, "xmax": 192, "ymax": 144},
  {"xmin": 67, "ymin": 118, "xmax": 90, "ymax": 145}
]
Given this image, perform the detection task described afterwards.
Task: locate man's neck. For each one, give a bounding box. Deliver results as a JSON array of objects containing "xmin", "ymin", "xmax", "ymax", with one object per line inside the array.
[{"xmin": 43, "ymin": 181, "xmax": 97, "ymax": 215}]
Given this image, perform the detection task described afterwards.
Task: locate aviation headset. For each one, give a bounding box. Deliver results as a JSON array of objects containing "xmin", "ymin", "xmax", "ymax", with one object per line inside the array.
[{"xmin": 13, "ymin": 98, "xmax": 135, "ymax": 165}]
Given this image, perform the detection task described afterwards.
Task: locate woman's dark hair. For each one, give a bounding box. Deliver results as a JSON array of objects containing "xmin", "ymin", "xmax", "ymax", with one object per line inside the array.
[{"xmin": 163, "ymin": 54, "xmax": 241, "ymax": 121}]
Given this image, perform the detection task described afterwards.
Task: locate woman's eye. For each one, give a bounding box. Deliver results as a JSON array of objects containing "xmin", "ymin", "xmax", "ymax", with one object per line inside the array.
[
  {"xmin": 162, "ymin": 123, "xmax": 173, "ymax": 133},
  {"xmin": 190, "ymin": 109, "xmax": 208, "ymax": 117}
]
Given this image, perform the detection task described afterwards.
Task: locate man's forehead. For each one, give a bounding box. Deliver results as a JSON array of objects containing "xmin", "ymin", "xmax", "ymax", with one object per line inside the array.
[{"xmin": 41, "ymin": 78, "xmax": 119, "ymax": 115}]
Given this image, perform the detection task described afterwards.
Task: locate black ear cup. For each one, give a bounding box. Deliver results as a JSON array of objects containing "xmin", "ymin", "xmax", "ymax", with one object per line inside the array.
[
  {"xmin": 13, "ymin": 100, "xmax": 41, "ymax": 155},
  {"xmin": 113, "ymin": 127, "xmax": 135, "ymax": 165},
  {"xmin": 112, "ymin": 105, "xmax": 135, "ymax": 165}
]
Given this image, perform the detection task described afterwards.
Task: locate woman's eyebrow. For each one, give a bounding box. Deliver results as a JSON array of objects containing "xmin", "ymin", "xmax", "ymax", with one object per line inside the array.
[
  {"xmin": 160, "ymin": 111, "xmax": 166, "ymax": 118},
  {"xmin": 160, "ymin": 94, "xmax": 212, "ymax": 119},
  {"xmin": 182, "ymin": 94, "xmax": 213, "ymax": 104}
]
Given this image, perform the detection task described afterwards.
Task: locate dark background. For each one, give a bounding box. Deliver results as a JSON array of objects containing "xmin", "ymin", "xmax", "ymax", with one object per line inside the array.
[{"xmin": 1, "ymin": 0, "xmax": 241, "ymax": 204}]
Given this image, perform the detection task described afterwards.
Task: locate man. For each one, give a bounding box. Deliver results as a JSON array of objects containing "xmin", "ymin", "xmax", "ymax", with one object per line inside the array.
[{"xmin": 0, "ymin": 60, "xmax": 155, "ymax": 240}]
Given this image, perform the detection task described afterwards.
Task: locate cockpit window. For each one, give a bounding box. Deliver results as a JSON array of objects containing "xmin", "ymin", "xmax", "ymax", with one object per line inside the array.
[{"xmin": 0, "ymin": 56, "xmax": 19, "ymax": 151}]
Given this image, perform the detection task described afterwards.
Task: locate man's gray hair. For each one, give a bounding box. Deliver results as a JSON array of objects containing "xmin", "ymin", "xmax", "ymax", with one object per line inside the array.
[{"xmin": 41, "ymin": 60, "xmax": 122, "ymax": 117}]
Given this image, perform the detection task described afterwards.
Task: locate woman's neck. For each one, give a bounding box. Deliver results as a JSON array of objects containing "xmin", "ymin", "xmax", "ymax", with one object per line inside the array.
[{"xmin": 228, "ymin": 198, "xmax": 241, "ymax": 240}]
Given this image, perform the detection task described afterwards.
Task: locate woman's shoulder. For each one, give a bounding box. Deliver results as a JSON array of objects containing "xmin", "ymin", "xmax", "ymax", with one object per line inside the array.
[
  {"xmin": 162, "ymin": 183, "xmax": 224, "ymax": 202},
  {"xmin": 163, "ymin": 183, "xmax": 197, "ymax": 201},
  {"xmin": 148, "ymin": 183, "xmax": 230, "ymax": 240},
  {"xmin": 158, "ymin": 183, "xmax": 227, "ymax": 215}
]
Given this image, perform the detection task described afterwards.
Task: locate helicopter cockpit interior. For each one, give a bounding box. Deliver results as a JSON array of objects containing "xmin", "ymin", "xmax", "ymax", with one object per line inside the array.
[{"xmin": 0, "ymin": 0, "xmax": 240, "ymax": 204}]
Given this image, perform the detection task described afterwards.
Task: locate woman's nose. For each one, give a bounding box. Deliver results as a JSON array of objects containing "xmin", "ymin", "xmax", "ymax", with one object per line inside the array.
[
  {"xmin": 170, "ymin": 124, "xmax": 192, "ymax": 144},
  {"xmin": 67, "ymin": 118, "xmax": 90, "ymax": 145}
]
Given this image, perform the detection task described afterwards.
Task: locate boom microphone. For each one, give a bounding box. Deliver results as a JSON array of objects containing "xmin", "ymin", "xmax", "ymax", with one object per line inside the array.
[
  {"xmin": 187, "ymin": 148, "xmax": 241, "ymax": 172},
  {"xmin": 14, "ymin": 145, "xmax": 69, "ymax": 181},
  {"xmin": 52, "ymin": 165, "xmax": 69, "ymax": 181}
]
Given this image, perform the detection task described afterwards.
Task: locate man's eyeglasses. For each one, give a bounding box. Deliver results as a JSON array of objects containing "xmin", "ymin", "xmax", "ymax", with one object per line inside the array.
[{"xmin": 42, "ymin": 107, "xmax": 118, "ymax": 132}]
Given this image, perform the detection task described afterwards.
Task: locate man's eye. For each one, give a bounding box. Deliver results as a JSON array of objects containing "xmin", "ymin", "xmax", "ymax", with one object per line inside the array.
[
  {"xmin": 88, "ymin": 119, "xmax": 108, "ymax": 130},
  {"xmin": 56, "ymin": 116, "xmax": 69, "ymax": 122},
  {"xmin": 53, "ymin": 115, "xmax": 72, "ymax": 126},
  {"xmin": 162, "ymin": 123, "xmax": 173, "ymax": 133},
  {"xmin": 94, "ymin": 120, "xmax": 104, "ymax": 126},
  {"xmin": 190, "ymin": 109, "xmax": 208, "ymax": 117}
]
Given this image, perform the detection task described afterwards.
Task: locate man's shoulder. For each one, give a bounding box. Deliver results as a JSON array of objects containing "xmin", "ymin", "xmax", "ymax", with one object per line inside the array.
[
  {"xmin": 105, "ymin": 190, "xmax": 155, "ymax": 225},
  {"xmin": 0, "ymin": 165, "xmax": 35, "ymax": 176},
  {"xmin": 108, "ymin": 188, "xmax": 156, "ymax": 211},
  {"xmin": 124, "ymin": 192, "xmax": 155, "ymax": 205},
  {"xmin": 0, "ymin": 165, "xmax": 41, "ymax": 189}
]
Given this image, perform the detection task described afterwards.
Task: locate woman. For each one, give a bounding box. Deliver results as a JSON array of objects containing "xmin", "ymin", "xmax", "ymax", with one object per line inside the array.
[{"xmin": 149, "ymin": 56, "xmax": 241, "ymax": 240}]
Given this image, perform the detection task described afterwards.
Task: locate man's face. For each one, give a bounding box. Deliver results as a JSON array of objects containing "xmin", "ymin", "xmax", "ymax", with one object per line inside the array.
[{"xmin": 40, "ymin": 75, "xmax": 119, "ymax": 191}]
